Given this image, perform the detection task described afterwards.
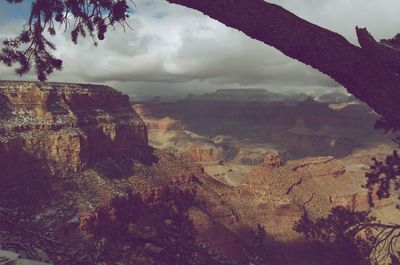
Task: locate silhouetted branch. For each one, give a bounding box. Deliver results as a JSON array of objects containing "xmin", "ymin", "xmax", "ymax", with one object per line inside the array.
[
  {"xmin": 294, "ymin": 207, "xmax": 400, "ymax": 263},
  {"xmin": 166, "ymin": 0, "xmax": 400, "ymax": 122},
  {"xmin": 0, "ymin": 0, "xmax": 133, "ymax": 81}
]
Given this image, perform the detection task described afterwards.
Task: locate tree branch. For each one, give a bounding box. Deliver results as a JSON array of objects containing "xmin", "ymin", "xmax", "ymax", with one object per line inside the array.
[{"xmin": 166, "ymin": 0, "xmax": 400, "ymax": 121}]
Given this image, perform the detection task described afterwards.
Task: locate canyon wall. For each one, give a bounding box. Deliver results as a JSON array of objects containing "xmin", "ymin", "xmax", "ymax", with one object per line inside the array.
[
  {"xmin": 1, "ymin": 83, "xmax": 398, "ymax": 264},
  {"xmin": 0, "ymin": 81, "xmax": 148, "ymax": 172},
  {"xmin": 0, "ymin": 81, "xmax": 248, "ymax": 264},
  {"xmin": 133, "ymin": 96, "xmax": 382, "ymax": 162}
]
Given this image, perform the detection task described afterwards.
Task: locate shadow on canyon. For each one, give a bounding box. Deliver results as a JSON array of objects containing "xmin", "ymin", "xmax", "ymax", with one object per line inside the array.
[
  {"xmin": 0, "ymin": 145, "xmax": 61, "ymax": 262},
  {"xmin": 235, "ymin": 224, "xmax": 368, "ymax": 265},
  {"xmin": 0, "ymin": 145, "xmax": 53, "ymax": 211},
  {"xmin": 0, "ymin": 145, "xmax": 160, "ymax": 263},
  {"xmin": 91, "ymin": 147, "xmax": 159, "ymax": 179},
  {"xmin": 134, "ymin": 98, "xmax": 388, "ymax": 161},
  {"xmin": 0, "ymin": 145, "xmax": 367, "ymax": 265},
  {"xmin": 0, "ymin": 94, "xmax": 13, "ymax": 120}
]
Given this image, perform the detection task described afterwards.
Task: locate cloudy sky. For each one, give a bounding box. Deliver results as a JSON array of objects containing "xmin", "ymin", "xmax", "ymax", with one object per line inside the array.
[{"xmin": 1, "ymin": 0, "xmax": 400, "ymax": 98}]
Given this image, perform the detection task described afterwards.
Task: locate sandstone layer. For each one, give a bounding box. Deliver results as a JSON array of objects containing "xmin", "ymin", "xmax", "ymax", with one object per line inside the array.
[{"xmin": 0, "ymin": 81, "xmax": 148, "ymax": 172}]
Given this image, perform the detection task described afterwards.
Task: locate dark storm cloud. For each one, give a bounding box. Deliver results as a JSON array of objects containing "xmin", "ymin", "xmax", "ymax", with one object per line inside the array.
[{"xmin": 0, "ymin": 0, "xmax": 399, "ymax": 95}]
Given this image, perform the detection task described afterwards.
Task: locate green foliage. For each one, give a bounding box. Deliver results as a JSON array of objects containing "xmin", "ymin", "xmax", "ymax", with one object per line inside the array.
[
  {"xmin": 293, "ymin": 207, "xmax": 374, "ymax": 265},
  {"xmin": 293, "ymin": 115, "xmax": 400, "ymax": 264},
  {"xmin": 72, "ymin": 188, "xmax": 221, "ymax": 265},
  {"xmin": 363, "ymin": 118, "xmax": 400, "ymax": 209},
  {"xmin": 365, "ymin": 150, "xmax": 400, "ymax": 206}
]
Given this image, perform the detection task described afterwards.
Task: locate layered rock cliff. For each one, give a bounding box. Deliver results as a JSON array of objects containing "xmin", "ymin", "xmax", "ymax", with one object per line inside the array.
[
  {"xmin": 2, "ymin": 82, "xmax": 397, "ymax": 265},
  {"xmin": 0, "ymin": 81, "xmax": 247, "ymax": 265},
  {"xmin": 213, "ymin": 152, "xmax": 400, "ymax": 242},
  {"xmin": 0, "ymin": 81, "xmax": 148, "ymax": 172}
]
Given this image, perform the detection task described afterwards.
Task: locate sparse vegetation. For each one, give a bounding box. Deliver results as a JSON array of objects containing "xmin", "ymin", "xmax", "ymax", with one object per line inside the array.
[
  {"xmin": 2, "ymin": 1, "xmax": 400, "ymax": 264},
  {"xmin": 294, "ymin": 120, "xmax": 400, "ymax": 264}
]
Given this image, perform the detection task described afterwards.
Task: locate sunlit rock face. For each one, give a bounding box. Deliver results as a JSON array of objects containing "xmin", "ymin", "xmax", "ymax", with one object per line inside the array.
[
  {"xmin": 0, "ymin": 81, "xmax": 249, "ymax": 264},
  {"xmin": 263, "ymin": 152, "xmax": 283, "ymax": 168},
  {"xmin": 145, "ymin": 116, "xmax": 183, "ymax": 132},
  {"xmin": 216, "ymin": 155, "xmax": 375, "ymax": 239},
  {"xmin": 184, "ymin": 145, "xmax": 224, "ymax": 163},
  {"xmin": 0, "ymin": 81, "xmax": 148, "ymax": 172}
]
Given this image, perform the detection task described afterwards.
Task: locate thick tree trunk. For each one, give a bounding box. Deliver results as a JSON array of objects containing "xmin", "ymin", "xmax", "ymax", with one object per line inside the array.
[{"xmin": 166, "ymin": 0, "xmax": 400, "ymax": 121}]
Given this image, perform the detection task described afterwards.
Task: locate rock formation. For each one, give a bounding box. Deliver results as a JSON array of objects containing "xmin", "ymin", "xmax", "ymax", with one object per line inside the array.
[
  {"xmin": 184, "ymin": 145, "xmax": 223, "ymax": 164},
  {"xmin": 213, "ymin": 155, "xmax": 378, "ymax": 240},
  {"xmin": 146, "ymin": 116, "xmax": 183, "ymax": 132},
  {"xmin": 0, "ymin": 81, "xmax": 244, "ymax": 264},
  {"xmin": 263, "ymin": 152, "xmax": 283, "ymax": 168},
  {"xmin": 0, "ymin": 81, "xmax": 148, "ymax": 172},
  {"xmin": 2, "ymin": 82, "xmax": 397, "ymax": 265},
  {"xmin": 132, "ymin": 94, "xmax": 384, "ymax": 161}
]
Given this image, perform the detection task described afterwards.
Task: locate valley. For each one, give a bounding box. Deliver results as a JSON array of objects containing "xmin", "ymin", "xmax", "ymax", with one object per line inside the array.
[
  {"xmin": 0, "ymin": 82, "xmax": 398, "ymax": 265},
  {"xmin": 133, "ymin": 89, "xmax": 394, "ymax": 187}
]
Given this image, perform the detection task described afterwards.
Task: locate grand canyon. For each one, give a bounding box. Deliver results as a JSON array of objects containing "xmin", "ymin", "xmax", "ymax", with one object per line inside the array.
[
  {"xmin": 0, "ymin": 81, "xmax": 398, "ymax": 264},
  {"xmin": 1, "ymin": 0, "xmax": 400, "ymax": 263}
]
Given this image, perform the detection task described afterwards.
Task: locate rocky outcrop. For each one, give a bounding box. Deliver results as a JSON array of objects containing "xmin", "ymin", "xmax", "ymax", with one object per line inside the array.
[
  {"xmin": 262, "ymin": 152, "xmax": 283, "ymax": 168},
  {"xmin": 184, "ymin": 145, "xmax": 224, "ymax": 164},
  {"xmin": 329, "ymin": 191, "xmax": 370, "ymax": 211},
  {"xmin": 145, "ymin": 117, "xmax": 183, "ymax": 132},
  {"xmin": 0, "ymin": 81, "xmax": 248, "ymax": 264},
  {"xmin": 0, "ymin": 81, "xmax": 148, "ymax": 172},
  {"xmin": 229, "ymin": 148, "xmax": 268, "ymax": 166},
  {"xmin": 216, "ymin": 155, "xmax": 373, "ymax": 239}
]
